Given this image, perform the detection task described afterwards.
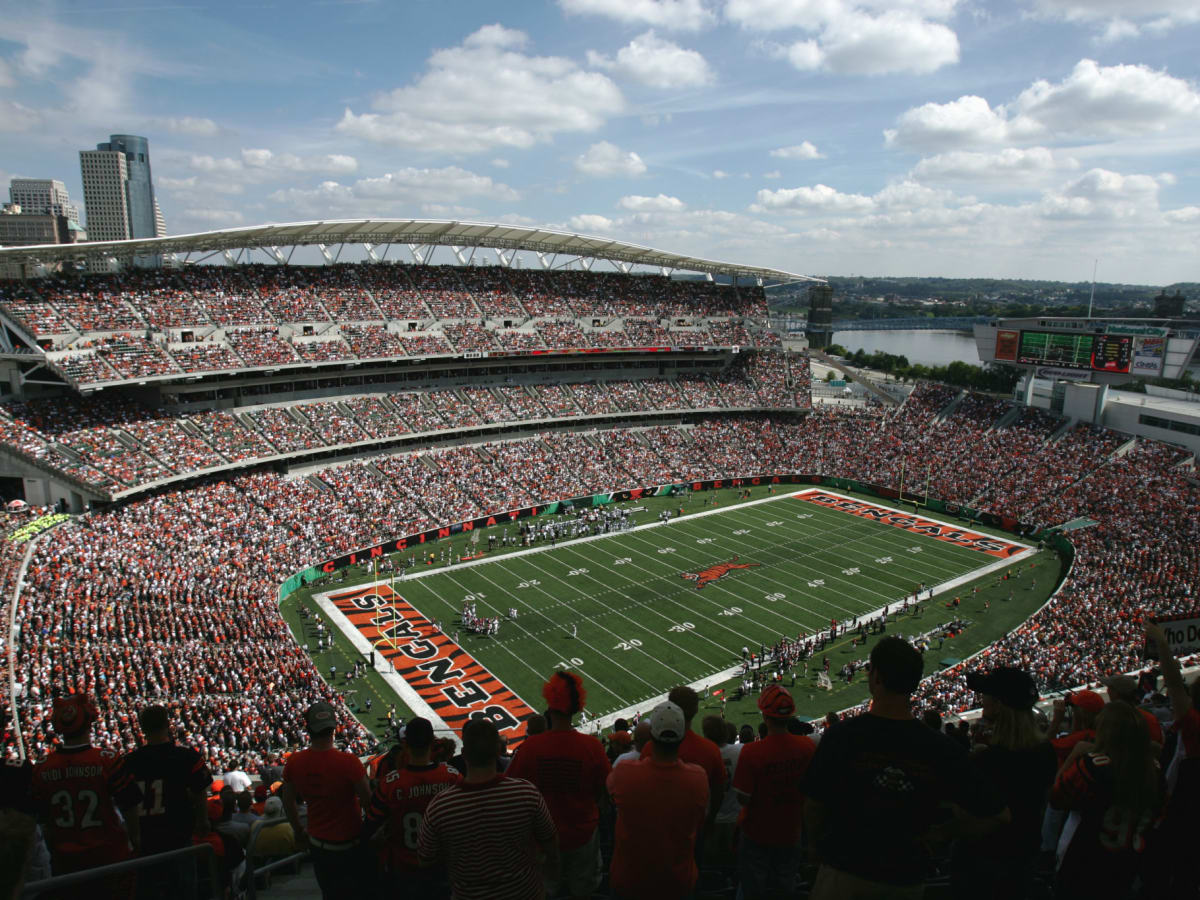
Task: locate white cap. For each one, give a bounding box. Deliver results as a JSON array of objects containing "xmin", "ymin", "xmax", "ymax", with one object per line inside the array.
[{"xmin": 649, "ymin": 701, "xmax": 686, "ymax": 744}]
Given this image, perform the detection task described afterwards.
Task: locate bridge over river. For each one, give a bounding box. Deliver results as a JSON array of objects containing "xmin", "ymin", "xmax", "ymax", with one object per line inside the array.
[{"xmin": 778, "ymin": 315, "xmax": 988, "ymax": 332}]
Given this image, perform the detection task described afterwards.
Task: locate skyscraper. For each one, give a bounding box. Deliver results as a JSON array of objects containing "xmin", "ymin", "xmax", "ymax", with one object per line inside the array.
[
  {"xmin": 79, "ymin": 133, "xmax": 164, "ymax": 242},
  {"xmin": 8, "ymin": 179, "xmax": 79, "ymax": 226}
]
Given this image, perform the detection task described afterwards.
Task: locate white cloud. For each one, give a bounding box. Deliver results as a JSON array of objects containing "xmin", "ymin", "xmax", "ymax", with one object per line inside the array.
[
  {"xmin": 569, "ymin": 213, "xmax": 618, "ymax": 232},
  {"xmin": 911, "ymin": 147, "xmax": 1078, "ymax": 181},
  {"xmin": 491, "ymin": 158, "xmax": 510, "ymax": 168},
  {"xmin": 337, "ymin": 25, "xmax": 624, "ymax": 154},
  {"xmin": 1096, "ymin": 17, "xmax": 1139, "ymax": 42},
  {"xmin": 1010, "ymin": 59, "xmax": 1200, "ymax": 137},
  {"xmin": 1038, "ymin": 167, "xmax": 1161, "ymax": 219},
  {"xmin": 158, "ymin": 116, "xmax": 220, "ymax": 137},
  {"xmin": 0, "ymin": 58, "xmax": 13, "ymax": 88},
  {"xmin": 241, "ymin": 148, "xmax": 359, "ymax": 175},
  {"xmin": 182, "ymin": 208, "xmax": 246, "ymax": 225},
  {"xmin": 725, "ymin": 0, "xmax": 960, "ymax": 31},
  {"xmin": 1164, "ymin": 206, "xmax": 1200, "ymax": 223},
  {"xmin": 267, "ymin": 166, "xmax": 518, "ymax": 219},
  {"xmin": 712, "ymin": 169, "xmax": 729, "ymax": 178},
  {"xmin": 752, "ymin": 183, "xmax": 876, "ymax": 213},
  {"xmin": 559, "ymin": 0, "xmax": 717, "ymax": 31},
  {"xmin": 0, "ymin": 99, "xmax": 42, "ymax": 132},
  {"xmin": 886, "ymin": 60, "xmax": 1200, "ymax": 151},
  {"xmin": 812, "ymin": 10, "xmax": 959, "ymax": 75},
  {"xmin": 884, "ymin": 95, "xmax": 1014, "ymax": 151},
  {"xmin": 770, "ymin": 141, "xmax": 823, "ymax": 160},
  {"xmin": 763, "ymin": 170, "xmax": 782, "ymax": 178},
  {"xmin": 574, "ymin": 141, "xmax": 648, "ymax": 177},
  {"xmin": 729, "ymin": 0, "xmax": 960, "ymax": 74},
  {"xmin": 618, "ymin": 193, "xmax": 687, "ymax": 211},
  {"xmin": 587, "ymin": 31, "xmax": 714, "ymax": 89},
  {"xmin": 1026, "ymin": 0, "xmax": 1200, "ymax": 36}
]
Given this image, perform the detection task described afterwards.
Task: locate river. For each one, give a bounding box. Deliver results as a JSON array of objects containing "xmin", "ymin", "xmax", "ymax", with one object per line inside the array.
[{"xmin": 831, "ymin": 329, "xmax": 981, "ymax": 368}]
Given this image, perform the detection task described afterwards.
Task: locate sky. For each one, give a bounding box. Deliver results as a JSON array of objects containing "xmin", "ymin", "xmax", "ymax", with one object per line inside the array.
[{"xmin": 1, "ymin": 0, "xmax": 1198, "ymax": 283}]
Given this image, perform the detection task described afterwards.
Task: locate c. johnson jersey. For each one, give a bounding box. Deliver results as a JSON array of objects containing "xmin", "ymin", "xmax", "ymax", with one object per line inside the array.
[{"xmin": 365, "ymin": 762, "xmax": 461, "ymax": 870}]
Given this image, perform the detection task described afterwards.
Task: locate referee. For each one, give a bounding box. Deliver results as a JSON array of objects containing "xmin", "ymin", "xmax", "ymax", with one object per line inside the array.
[{"xmin": 282, "ymin": 701, "xmax": 373, "ymax": 900}]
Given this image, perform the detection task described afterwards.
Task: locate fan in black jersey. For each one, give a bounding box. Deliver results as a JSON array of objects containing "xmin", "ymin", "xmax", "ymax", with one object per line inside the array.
[{"xmin": 123, "ymin": 705, "xmax": 212, "ymax": 898}]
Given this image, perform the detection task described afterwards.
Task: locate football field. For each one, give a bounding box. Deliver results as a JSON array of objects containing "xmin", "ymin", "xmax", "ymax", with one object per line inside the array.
[{"xmin": 311, "ymin": 489, "xmax": 1035, "ymax": 744}]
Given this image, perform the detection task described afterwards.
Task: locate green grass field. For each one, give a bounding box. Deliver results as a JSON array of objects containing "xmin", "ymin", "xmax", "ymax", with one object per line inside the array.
[{"xmin": 282, "ymin": 485, "xmax": 1061, "ymax": 737}]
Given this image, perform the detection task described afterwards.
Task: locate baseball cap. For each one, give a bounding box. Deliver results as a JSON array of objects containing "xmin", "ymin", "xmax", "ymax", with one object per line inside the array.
[
  {"xmin": 1067, "ymin": 690, "xmax": 1105, "ymax": 713},
  {"xmin": 304, "ymin": 701, "xmax": 337, "ymax": 734},
  {"xmin": 966, "ymin": 667, "xmax": 1039, "ymax": 711},
  {"xmin": 254, "ymin": 784, "xmax": 269, "ymax": 801},
  {"xmin": 52, "ymin": 694, "xmax": 98, "ymax": 737},
  {"xmin": 206, "ymin": 797, "xmax": 224, "ymax": 821},
  {"xmin": 758, "ymin": 684, "xmax": 796, "ymax": 719},
  {"xmin": 649, "ymin": 701, "xmax": 686, "ymax": 744},
  {"xmin": 1100, "ymin": 675, "xmax": 1138, "ymax": 699}
]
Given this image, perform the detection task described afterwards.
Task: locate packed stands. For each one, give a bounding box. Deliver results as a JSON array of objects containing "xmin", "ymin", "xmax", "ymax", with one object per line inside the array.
[
  {"xmin": 4, "ymin": 264, "xmax": 785, "ymax": 393},
  {"xmin": 341, "ymin": 324, "xmax": 407, "ymax": 360},
  {"xmin": 4, "ymin": 393, "xmax": 1198, "ymax": 801},
  {"xmin": 226, "ymin": 328, "xmax": 300, "ymax": 367}
]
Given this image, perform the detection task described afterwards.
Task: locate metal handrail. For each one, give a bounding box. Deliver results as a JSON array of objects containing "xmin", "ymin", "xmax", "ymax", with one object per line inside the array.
[
  {"xmin": 244, "ymin": 816, "xmax": 308, "ymax": 900},
  {"xmin": 21, "ymin": 842, "xmax": 220, "ymax": 898}
]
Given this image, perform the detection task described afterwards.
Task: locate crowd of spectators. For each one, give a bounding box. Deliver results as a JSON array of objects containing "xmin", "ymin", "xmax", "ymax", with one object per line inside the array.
[
  {"xmin": 4, "ymin": 375, "xmax": 1198, "ymax": 793},
  {"xmin": 0, "ymin": 359, "xmax": 811, "ymax": 493},
  {"xmin": 294, "ymin": 336, "xmax": 356, "ymax": 363},
  {"xmin": 167, "ymin": 341, "xmax": 246, "ymax": 374},
  {"xmin": 226, "ymin": 328, "xmax": 301, "ymax": 367}
]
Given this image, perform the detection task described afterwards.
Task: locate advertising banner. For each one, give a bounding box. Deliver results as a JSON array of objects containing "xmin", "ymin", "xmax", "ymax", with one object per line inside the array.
[{"xmin": 1131, "ymin": 336, "xmax": 1166, "ymax": 377}]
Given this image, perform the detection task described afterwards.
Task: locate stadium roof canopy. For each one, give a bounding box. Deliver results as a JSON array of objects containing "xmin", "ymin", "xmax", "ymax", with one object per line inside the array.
[{"xmin": 0, "ymin": 218, "xmax": 819, "ymax": 284}]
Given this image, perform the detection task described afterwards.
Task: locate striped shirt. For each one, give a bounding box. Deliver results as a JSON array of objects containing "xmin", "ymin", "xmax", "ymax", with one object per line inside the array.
[{"xmin": 418, "ymin": 774, "xmax": 556, "ymax": 900}]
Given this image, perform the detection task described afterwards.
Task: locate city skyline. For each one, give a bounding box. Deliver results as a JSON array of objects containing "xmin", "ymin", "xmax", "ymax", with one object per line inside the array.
[{"xmin": 0, "ymin": 1, "xmax": 1198, "ymax": 283}]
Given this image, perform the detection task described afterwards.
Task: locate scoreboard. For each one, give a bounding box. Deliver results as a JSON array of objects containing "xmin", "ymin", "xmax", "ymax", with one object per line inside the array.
[
  {"xmin": 1017, "ymin": 331, "xmax": 1094, "ymax": 369},
  {"xmin": 1090, "ymin": 333, "xmax": 1133, "ymax": 373},
  {"xmin": 1014, "ymin": 330, "xmax": 1134, "ymax": 374}
]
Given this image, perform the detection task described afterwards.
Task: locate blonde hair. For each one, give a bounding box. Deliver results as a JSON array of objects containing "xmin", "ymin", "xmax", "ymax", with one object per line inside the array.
[{"xmin": 988, "ymin": 702, "xmax": 1046, "ymax": 751}]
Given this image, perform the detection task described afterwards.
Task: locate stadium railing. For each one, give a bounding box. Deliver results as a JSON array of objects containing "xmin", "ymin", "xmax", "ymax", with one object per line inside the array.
[
  {"xmin": 20, "ymin": 843, "xmax": 220, "ymax": 899},
  {"xmin": 244, "ymin": 816, "xmax": 308, "ymax": 900}
]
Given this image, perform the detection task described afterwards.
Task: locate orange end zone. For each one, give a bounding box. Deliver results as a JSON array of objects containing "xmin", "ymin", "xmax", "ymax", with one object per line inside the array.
[
  {"xmin": 792, "ymin": 489, "xmax": 1026, "ymax": 558},
  {"xmin": 329, "ymin": 583, "xmax": 537, "ymax": 748}
]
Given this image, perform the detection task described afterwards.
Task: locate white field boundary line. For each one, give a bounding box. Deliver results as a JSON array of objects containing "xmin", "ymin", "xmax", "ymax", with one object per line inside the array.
[
  {"xmin": 312, "ymin": 589, "xmax": 454, "ymax": 737},
  {"xmin": 314, "ymin": 489, "xmax": 1038, "ymax": 735}
]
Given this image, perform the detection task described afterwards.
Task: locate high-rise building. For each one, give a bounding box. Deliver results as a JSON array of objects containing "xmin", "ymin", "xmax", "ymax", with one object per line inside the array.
[
  {"xmin": 79, "ymin": 148, "xmax": 132, "ymax": 242},
  {"xmin": 8, "ymin": 179, "xmax": 79, "ymax": 226},
  {"xmin": 79, "ymin": 133, "xmax": 163, "ymax": 242}
]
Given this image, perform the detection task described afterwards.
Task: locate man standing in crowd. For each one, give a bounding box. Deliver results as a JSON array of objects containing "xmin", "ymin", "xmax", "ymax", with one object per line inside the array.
[
  {"xmin": 507, "ymin": 671, "xmax": 610, "ymax": 900},
  {"xmin": 282, "ymin": 701, "xmax": 372, "ymax": 900},
  {"xmin": 608, "ymin": 701, "xmax": 709, "ymax": 900},
  {"xmin": 418, "ymin": 718, "xmax": 557, "ymax": 900},
  {"xmin": 124, "ymin": 704, "xmax": 212, "ymax": 898},
  {"xmin": 638, "ymin": 685, "xmax": 726, "ymax": 846},
  {"xmin": 614, "ymin": 720, "xmax": 652, "ymax": 766},
  {"xmin": 363, "ymin": 717, "xmax": 460, "ymax": 899},
  {"xmin": 32, "ymin": 695, "xmax": 143, "ymax": 894},
  {"xmin": 732, "ymin": 684, "xmax": 816, "ymax": 899},
  {"xmin": 805, "ymin": 637, "xmax": 1007, "ymax": 898}
]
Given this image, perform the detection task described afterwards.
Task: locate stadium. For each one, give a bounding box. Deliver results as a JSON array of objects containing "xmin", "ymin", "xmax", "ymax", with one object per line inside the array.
[{"xmin": 1, "ymin": 221, "xmax": 1197, "ymax": 897}]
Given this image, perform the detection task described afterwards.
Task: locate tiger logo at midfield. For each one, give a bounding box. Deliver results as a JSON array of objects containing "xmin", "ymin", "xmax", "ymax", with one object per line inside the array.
[{"xmin": 681, "ymin": 556, "xmax": 760, "ymax": 589}]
